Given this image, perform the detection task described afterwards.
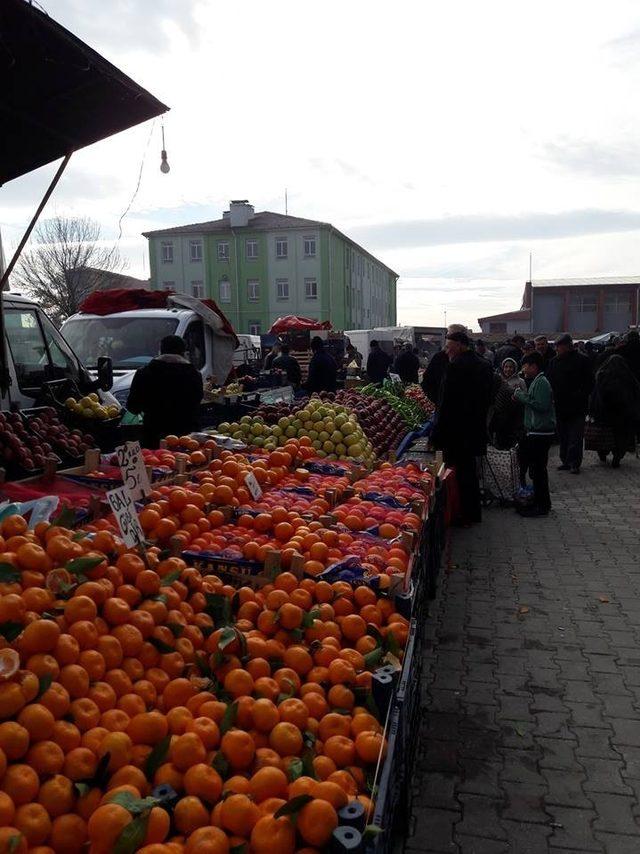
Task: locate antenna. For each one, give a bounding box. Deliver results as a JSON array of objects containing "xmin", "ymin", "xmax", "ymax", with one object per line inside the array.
[
  {"xmin": 285, "ymin": 189, "xmax": 288, "ymax": 215},
  {"xmin": 529, "ymin": 251, "xmax": 533, "ymax": 282}
]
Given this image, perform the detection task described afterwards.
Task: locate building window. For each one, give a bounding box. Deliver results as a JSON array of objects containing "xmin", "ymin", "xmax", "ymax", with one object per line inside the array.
[
  {"xmin": 246, "ymin": 239, "xmax": 258, "ymax": 260},
  {"xmin": 276, "ymin": 238, "xmax": 288, "ymax": 259},
  {"xmin": 162, "ymin": 281, "xmax": 175, "ymax": 291},
  {"xmin": 303, "ymin": 236, "xmax": 316, "ymax": 258},
  {"xmin": 217, "ymin": 241, "xmax": 229, "ymax": 261},
  {"xmin": 161, "ymin": 241, "xmax": 174, "ymax": 263},
  {"xmin": 219, "ymin": 278, "xmax": 231, "ymax": 303},
  {"xmin": 604, "ymin": 293, "xmax": 630, "ymax": 312},
  {"xmin": 191, "ymin": 280, "xmax": 204, "ymax": 298},
  {"xmin": 249, "ymin": 321, "xmax": 261, "ymax": 335},
  {"xmin": 305, "ymin": 278, "xmax": 318, "ymax": 300},
  {"xmin": 489, "ymin": 321, "xmax": 507, "ymax": 333},
  {"xmin": 569, "ymin": 294, "xmax": 597, "ymax": 312},
  {"xmin": 189, "ymin": 240, "xmax": 203, "ymax": 262},
  {"xmin": 276, "ymin": 278, "xmax": 289, "ymax": 300},
  {"xmin": 247, "ymin": 279, "xmax": 260, "ymax": 302}
]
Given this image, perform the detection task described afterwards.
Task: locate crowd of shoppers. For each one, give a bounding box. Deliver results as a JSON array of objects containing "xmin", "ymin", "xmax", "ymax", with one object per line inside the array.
[{"xmin": 423, "ymin": 326, "xmax": 640, "ymax": 523}]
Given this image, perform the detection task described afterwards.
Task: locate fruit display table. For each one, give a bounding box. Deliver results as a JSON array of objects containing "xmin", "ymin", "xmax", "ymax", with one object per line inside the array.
[{"xmin": 0, "ymin": 395, "xmax": 447, "ymax": 854}]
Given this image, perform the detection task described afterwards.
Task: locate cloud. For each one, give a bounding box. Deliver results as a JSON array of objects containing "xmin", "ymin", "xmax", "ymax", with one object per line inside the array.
[
  {"xmin": 350, "ymin": 209, "xmax": 640, "ymax": 250},
  {"xmin": 44, "ymin": 0, "xmax": 200, "ymax": 52},
  {"xmin": 542, "ymin": 139, "xmax": 640, "ymax": 177}
]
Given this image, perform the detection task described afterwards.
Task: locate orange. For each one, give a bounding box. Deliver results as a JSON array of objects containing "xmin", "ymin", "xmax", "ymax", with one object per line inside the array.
[
  {"xmin": 14, "ymin": 803, "xmax": 52, "ymax": 846},
  {"xmin": 173, "ymin": 796, "xmax": 210, "ymax": 835},
  {"xmin": 248, "ymin": 766, "xmax": 288, "ymax": 803},
  {"xmin": 26, "ymin": 740, "xmax": 65, "ymax": 776},
  {"xmin": 0, "ymin": 790, "xmax": 15, "ymax": 825},
  {"xmin": 251, "ymin": 814, "xmax": 296, "ymax": 854},
  {"xmin": 170, "ymin": 732, "xmax": 207, "ymax": 771},
  {"xmin": 220, "ymin": 729, "xmax": 255, "ymax": 770},
  {"xmin": 278, "ymin": 698, "xmax": 309, "ymax": 730},
  {"xmin": 1, "ymin": 763, "xmax": 39, "ymax": 805},
  {"xmin": 17, "ymin": 703, "xmax": 54, "ymax": 740},
  {"xmin": 184, "ymin": 826, "xmax": 230, "ymax": 854},
  {"xmin": 312, "ymin": 755, "xmax": 337, "ymax": 781},
  {"xmin": 183, "ymin": 763, "xmax": 223, "ymax": 803},
  {"xmin": 219, "ymin": 793, "xmax": 261, "ymax": 836},
  {"xmin": 297, "ymin": 798, "xmax": 338, "ymax": 848},
  {"xmin": 269, "ymin": 721, "xmax": 303, "ymax": 756},
  {"xmin": 314, "ymin": 780, "xmax": 349, "ymax": 809},
  {"xmin": 19, "ymin": 619, "xmax": 60, "ymax": 655},
  {"xmin": 63, "ymin": 746, "xmax": 98, "ymax": 781},
  {"xmin": 0, "ymin": 721, "xmax": 29, "ymax": 760},
  {"xmin": 318, "ymin": 712, "xmax": 351, "ymax": 742},
  {"xmin": 87, "ymin": 803, "xmax": 131, "ymax": 852},
  {"xmin": 355, "ymin": 730, "xmax": 387, "ymax": 764},
  {"xmin": 324, "ymin": 734, "xmax": 356, "ymax": 767},
  {"xmin": 0, "ymin": 828, "xmax": 27, "ymax": 854},
  {"xmin": 49, "ymin": 813, "xmax": 88, "ymax": 854}
]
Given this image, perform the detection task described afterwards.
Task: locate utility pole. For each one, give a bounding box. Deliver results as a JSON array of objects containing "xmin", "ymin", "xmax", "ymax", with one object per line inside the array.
[{"xmin": 285, "ymin": 189, "xmax": 288, "ymax": 215}]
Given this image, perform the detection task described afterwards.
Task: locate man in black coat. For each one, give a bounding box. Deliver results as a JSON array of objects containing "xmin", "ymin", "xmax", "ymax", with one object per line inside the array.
[
  {"xmin": 306, "ymin": 336, "xmax": 337, "ymax": 394},
  {"xmin": 495, "ymin": 335, "xmax": 525, "ymax": 367},
  {"xmin": 366, "ymin": 340, "xmax": 392, "ymax": 384},
  {"xmin": 393, "ymin": 342, "xmax": 420, "ymax": 384},
  {"xmin": 272, "ymin": 344, "xmax": 302, "ymax": 387},
  {"xmin": 127, "ymin": 335, "xmax": 204, "ymax": 449},
  {"xmin": 431, "ymin": 330, "xmax": 493, "ymax": 524},
  {"xmin": 422, "ymin": 349, "xmax": 448, "ymax": 404},
  {"xmin": 617, "ymin": 330, "xmax": 640, "ymax": 383},
  {"xmin": 547, "ymin": 333, "xmax": 594, "ymax": 474},
  {"xmin": 534, "ymin": 335, "xmax": 556, "ymax": 372}
]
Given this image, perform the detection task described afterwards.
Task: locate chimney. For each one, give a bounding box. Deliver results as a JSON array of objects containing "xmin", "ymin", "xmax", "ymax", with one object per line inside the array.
[{"xmin": 227, "ymin": 200, "xmax": 254, "ymax": 228}]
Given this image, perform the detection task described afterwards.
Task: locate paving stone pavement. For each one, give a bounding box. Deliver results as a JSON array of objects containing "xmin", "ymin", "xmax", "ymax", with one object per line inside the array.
[{"xmin": 405, "ymin": 449, "xmax": 640, "ymax": 854}]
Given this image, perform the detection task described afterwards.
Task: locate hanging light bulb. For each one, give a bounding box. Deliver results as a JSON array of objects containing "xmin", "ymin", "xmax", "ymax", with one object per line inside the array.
[{"xmin": 160, "ymin": 121, "xmax": 170, "ymax": 174}]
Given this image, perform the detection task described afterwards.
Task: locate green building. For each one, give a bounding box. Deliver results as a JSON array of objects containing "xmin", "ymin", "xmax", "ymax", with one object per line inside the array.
[{"xmin": 143, "ymin": 201, "xmax": 398, "ymax": 335}]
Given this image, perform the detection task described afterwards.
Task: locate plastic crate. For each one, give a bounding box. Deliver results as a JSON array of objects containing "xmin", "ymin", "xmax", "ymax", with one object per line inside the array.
[{"xmin": 366, "ymin": 618, "xmax": 422, "ymax": 853}]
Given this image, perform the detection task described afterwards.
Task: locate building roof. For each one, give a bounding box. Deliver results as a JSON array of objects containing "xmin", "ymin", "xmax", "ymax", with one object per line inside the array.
[
  {"xmin": 144, "ymin": 211, "xmax": 327, "ymax": 237},
  {"xmin": 531, "ymin": 276, "xmax": 640, "ymax": 289},
  {"xmin": 143, "ymin": 210, "xmax": 400, "ymax": 278},
  {"xmin": 478, "ymin": 308, "xmax": 530, "ymax": 324}
]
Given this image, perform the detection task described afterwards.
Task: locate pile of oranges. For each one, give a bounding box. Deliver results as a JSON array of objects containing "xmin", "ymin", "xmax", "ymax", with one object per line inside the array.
[{"xmin": 0, "ymin": 508, "xmax": 407, "ymax": 854}]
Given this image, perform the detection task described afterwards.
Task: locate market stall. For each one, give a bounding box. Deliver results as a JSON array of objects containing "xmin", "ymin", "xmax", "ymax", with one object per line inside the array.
[{"xmin": 0, "ymin": 386, "xmax": 447, "ymax": 853}]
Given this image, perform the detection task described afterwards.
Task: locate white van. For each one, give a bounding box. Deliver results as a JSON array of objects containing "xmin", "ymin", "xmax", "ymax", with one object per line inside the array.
[
  {"xmin": 1, "ymin": 292, "xmax": 111, "ymax": 410},
  {"xmin": 61, "ymin": 294, "xmax": 238, "ymax": 408}
]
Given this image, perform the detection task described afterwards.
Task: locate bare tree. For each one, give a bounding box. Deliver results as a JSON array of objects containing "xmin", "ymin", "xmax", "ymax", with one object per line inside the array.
[{"xmin": 12, "ymin": 216, "xmax": 124, "ymax": 324}]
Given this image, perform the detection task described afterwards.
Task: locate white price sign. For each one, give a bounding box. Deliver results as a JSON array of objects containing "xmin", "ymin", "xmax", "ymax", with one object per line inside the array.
[
  {"xmin": 106, "ymin": 485, "xmax": 145, "ymax": 548},
  {"xmin": 115, "ymin": 441, "xmax": 151, "ymax": 501},
  {"xmin": 244, "ymin": 472, "xmax": 263, "ymax": 500}
]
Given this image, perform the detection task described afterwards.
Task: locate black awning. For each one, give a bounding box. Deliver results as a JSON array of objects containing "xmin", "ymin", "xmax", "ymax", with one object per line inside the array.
[{"xmin": 0, "ymin": 0, "xmax": 169, "ymax": 185}]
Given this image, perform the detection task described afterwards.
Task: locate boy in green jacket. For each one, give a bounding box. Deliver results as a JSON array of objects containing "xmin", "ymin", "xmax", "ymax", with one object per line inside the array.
[{"xmin": 513, "ymin": 352, "xmax": 556, "ymax": 517}]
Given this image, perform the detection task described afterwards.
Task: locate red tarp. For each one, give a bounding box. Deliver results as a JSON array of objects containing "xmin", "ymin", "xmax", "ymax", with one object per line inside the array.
[
  {"xmin": 78, "ymin": 290, "xmax": 237, "ymax": 341},
  {"xmin": 79, "ymin": 289, "xmax": 170, "ymax": 315},
  {"xmin": 269, "ymin": 315, "xmax": 332, "ymax": 334}
]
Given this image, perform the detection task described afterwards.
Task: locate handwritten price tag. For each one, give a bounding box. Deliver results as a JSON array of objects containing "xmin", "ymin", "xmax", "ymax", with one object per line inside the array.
[
  {"xmin": 244, "ymin": 472, "xmax": 263, "ymax": 500},
  {"xmin": 106, "ymin": 485, "xmax": 145, "ymax": 548},
  {"xmin": 115, "ymin": 441, "xmax": 151, "ymax": 501}
]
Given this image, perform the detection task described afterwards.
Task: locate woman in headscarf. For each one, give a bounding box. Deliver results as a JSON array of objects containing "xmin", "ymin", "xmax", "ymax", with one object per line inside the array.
[
  {"xmin": 489, "ymin": 359, "xmax": 526, "ymax": 449},
  {"xmin": 589, "ymin": 354, "xmax": 640, "ymax": 467}
]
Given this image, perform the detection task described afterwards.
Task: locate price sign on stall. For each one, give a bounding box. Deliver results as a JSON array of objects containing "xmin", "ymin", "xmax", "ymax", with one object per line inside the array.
[
  {"xmin": 106, "ymin": 485, "xmax": 145, "ymax": 548},
  {"xmin": 115, "ymin": 441, "xmax": 151, "ymax": 501},
  {"xmin": 244, "ymin": 472, "xmax": 263, "ymax": 500}
]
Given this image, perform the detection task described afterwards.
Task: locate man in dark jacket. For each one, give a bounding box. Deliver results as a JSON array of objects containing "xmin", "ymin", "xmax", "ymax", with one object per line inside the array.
[
  {"xmin": 495, "ymin": 335, "xmax": 525, "ymax": 367},
  {"xmin": 422, "ymin": 349, "xmax": 448, "ymax": 404},
  {"xmin": 366, "ymin": 340, "xmax": 392, "ymax": 384},
  {"xmin": 127, "ymin": 335, "xmax": 204, "ymax": 449},
  {"xmin": 431, "ymin": 330, "xmax": 493, "ymax": 524},
  {"xmin": 306, "ymin": 336, "xmax": 337, "ymax": 393},
  {"xmin": 272, "ymin": 344, "xmax": 302, "ymax": 387},
  {"xmin": 547, "ymin": 333, "xmax": 594, "ymax": 474},
  {"xmin": 393, "ymin": 342, "xmax": 420, "ymax": 384},
  {"xmin": 617, "ymin": 330, "xmax": 640, "ymax": 383},
  {"xmin": 534, "ymin": 335, "xmax": 556, "ymax": 372}
]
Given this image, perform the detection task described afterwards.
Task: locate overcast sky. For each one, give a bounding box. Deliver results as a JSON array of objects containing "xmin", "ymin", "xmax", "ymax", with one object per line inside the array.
[{"xmin": 2, "ymin": 0, "xmax": 640, "ymax": 329}]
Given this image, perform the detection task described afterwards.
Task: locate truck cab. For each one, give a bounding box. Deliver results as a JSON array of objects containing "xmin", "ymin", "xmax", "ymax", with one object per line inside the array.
[
  {"xmin": 1, "ymin": 292, "xmax": 97, "ymax": 409},
  {"xmin": 62, "ymin": 301, "xmax": 236, "ymax": 408}
]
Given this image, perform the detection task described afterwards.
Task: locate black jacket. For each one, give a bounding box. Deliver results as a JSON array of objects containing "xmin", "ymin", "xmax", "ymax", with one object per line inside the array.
[
  {"xmin": 495, "ymin": 344, "xmax": 523, "ymax": 366},
  {"xmin": 307, "ymin": 350, "xmax": 337, "ymax": 393},
  {"xmin": 617, "ymin": 340, "xmax": 640, "ymax": 383},
  {"xmin": 366, "ymin": 348, "xmax": 392, "ymax": 384},
  {"xmin": 127, "ymin": 356, "xmax": 204, "ymax": 449},
  {"xmin": 272, "ymin": 353, "xmax": 302, "ymax": 386},
  {"xmin": 431, "ymin": 350, "xmax": 493, "ymax": 457},
  {"xmin": 547, "ymin": 350, "xmax": 594, "ymax": 418},
  {"xmin": 537, "ymin": 345, "xmax": 556, "ymax": 373},
  {"xmin": 393, "ymin": 350, "xmax": 420, "ymax": 384},
  {"xmin": 421, "ymin": 350, "xmax": 448, "ymax": 404}
]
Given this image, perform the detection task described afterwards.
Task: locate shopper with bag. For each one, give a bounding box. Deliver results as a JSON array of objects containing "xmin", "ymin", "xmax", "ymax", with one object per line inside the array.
[
  {"xmin": 513, "ymin": 352, "xmax": 556, "ymax": 517},
  {"xmin": 588, "ymin": 354, "xmax": 640, "ymax": 467}
]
